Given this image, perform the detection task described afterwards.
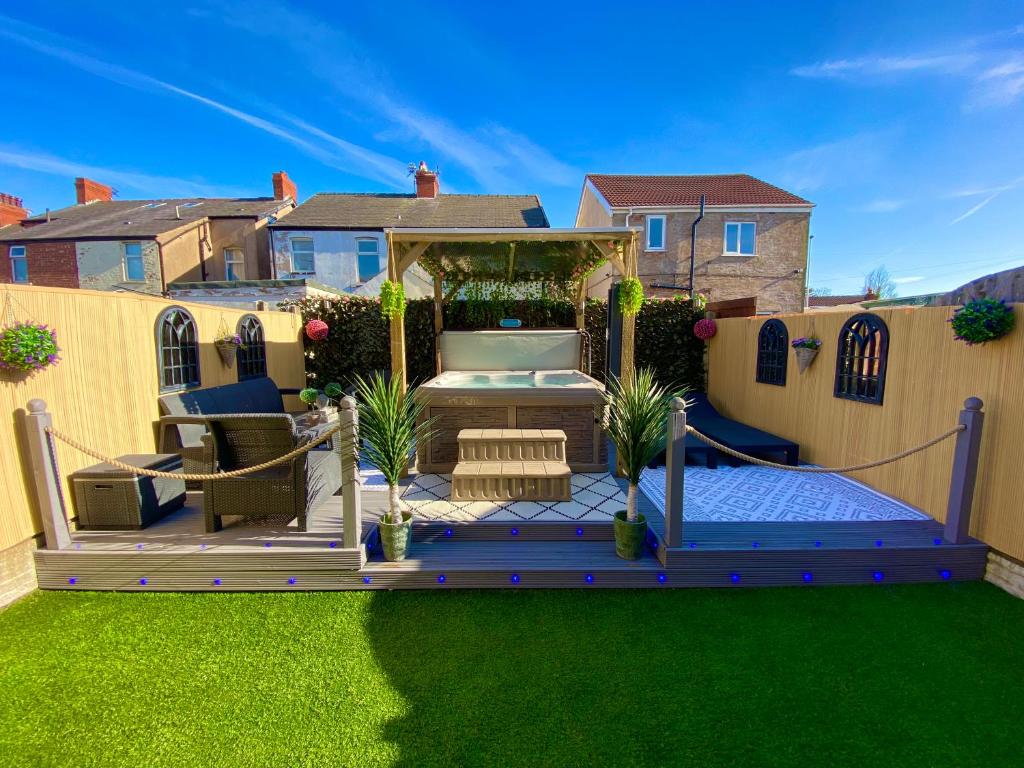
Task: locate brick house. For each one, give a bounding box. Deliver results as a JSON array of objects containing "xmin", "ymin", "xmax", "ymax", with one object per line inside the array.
[
  {"xmin": 0, "ymin": 173, "xmax": 297, "ymax": 294},
  {"xmin": 267, "ymin": 164, "xmax": 549, "ymax": 297},
  {"xmin": 575, "ymin": 174, "xmax": 813, "ymax": 313}
]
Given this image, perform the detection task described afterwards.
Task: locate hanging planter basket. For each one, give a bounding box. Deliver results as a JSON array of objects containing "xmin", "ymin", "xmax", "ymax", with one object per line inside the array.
[
  {"xmin": 215, "ymin": 340, "xmax": 238, "ymax": 367},
  {"xmin": 794, "ymin": 346, "xmax": 818, "ymax": 373}
]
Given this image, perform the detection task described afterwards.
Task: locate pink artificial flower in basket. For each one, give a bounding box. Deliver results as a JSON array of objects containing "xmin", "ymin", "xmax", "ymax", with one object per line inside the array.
[
  {"xmin": 305, "ymin": 319, "xmax": 329, "ymax": 341},
  {"xmin": 693, "ymin": 318, "xmax": 717, "ymax": 341}
]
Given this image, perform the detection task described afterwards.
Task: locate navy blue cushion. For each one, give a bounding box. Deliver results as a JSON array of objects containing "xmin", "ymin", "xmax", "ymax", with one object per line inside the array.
[{"xmin": 159, "ymin": 377, "xmax": 286, "ymax": 448}]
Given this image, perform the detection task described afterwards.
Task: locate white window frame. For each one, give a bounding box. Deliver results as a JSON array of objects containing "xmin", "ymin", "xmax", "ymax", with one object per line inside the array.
[
  {"xmin": 9, "ymin": 244, "xmax": 27, "ymax": 284},
  {"xmin": 355, "ymin": 237, "xmax": 381, "ymax": 283},
  {"xmin": 724, "ymin": 221, "xmax": 757, "ymax": 257},
  {"xmin": 122, "ymin": 241, "xmax": 146, "ymax": 282},
  {"xmin": 289, "ymin": 237, "xmax": 315, "ymax": 274},
  {"xmin": 224, "ymin": 247, "xmax": 246, "ymax": 281},
  {"xmin": 645, "ymin": 215, "xmax": 666, "ymax": 252}
]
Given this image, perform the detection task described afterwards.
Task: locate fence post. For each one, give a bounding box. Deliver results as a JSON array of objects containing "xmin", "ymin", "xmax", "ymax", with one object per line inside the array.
[
  {"xmin": 944, "ymin": 397, "xmax": 984, "ymax": 544},
  {"xmin": 338, "ymin": 396, "xmax": 362, "ymax": 549},
  {"xmin": 663, "ymin": 397, "xmax": 686, "ymax": 548},
  {"xmin": 23, "ymin": 400, "xmax": 72, "ymax": 550}
]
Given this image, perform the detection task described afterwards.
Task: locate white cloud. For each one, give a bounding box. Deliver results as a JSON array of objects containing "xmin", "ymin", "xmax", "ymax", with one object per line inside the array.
[
  {"xmin": 860, "ymin": 198, "xmax": 907, "ymax": 213},
  {"xmin": 0, "ymin": 145, "xmax": 247, "ymax": 198},
  {"xmin": 0, "ymin": 13, "xmax": 410, "ymax": 189},
  {"xmin": 791, "ymin": 28, "xmax": 1024, "ymax": 108},
  {"xmin": 778, "ymin": 131, "xmax": 895, "ymax": 192},
  {"xmin": 949, "ymin": 175, "xmax": 1024, "ymax": 223},
  {"xmin": 891, "ymin": 276, "xmax": 926, "ymax": 285},
  {"xmin": 950, "ymin": 190, "xmax": 1002, "ymax": 224}
]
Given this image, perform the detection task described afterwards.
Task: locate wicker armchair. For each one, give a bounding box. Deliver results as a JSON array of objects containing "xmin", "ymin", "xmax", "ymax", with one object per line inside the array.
[{"xmin": 202, "ymin": 414, "xmax": 341, "ymax": 533}]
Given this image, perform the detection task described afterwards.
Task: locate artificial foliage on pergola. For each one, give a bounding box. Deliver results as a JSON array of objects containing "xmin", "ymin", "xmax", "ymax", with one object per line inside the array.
[{"xmin": 383, "ymin": 227, "xmax": 640, "ymax": 393}]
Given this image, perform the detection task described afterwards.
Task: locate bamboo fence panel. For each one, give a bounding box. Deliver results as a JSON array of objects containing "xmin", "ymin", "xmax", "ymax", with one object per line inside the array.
[
  {"xmin": 707, "ymin": 305, "xmax": 1024, "ymax": 560},
  {"xmin": 0, "ymin": 285, "xmax": 304, "ymax": 550}
]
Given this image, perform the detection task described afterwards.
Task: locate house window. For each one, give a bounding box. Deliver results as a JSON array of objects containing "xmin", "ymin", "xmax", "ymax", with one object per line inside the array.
[
  {"xmin": 356, "ymin": 238, "xmax": 381, "ymax": 282},
  {"xmin": 123, "ymin": 242, "xmax": 145, "ymax": 282},
  {"xmin": 224, "ymin": 248, "xmax": 245, "ymax": 281},
  {"xmin": 834, "ymin": 313, "xmax": 889, "ymax": 405},
  {"xmin": 646, "ymin": 215, "xmax": 666, "ymax": 251},
  {"xmin": 9, "ymin": 245, "xmax": 28, "ymax": 283},
  {"xmin": 290, "ymin": 238, "xmax": 315, "ymax": 274},
  {"xmin": 755, "ymin": 319, "xmax": 788, "ymax": 386},
  {"xmin": 157, "ymin": 307, "xmax": 200, "ymax": 392},
  {"xmin": 237, "ymin": 315, "xmax": 267, "ymax": 380},
  {"xmin": 725, "ymin": 222, "xmax": 756, "ymax": 256}
]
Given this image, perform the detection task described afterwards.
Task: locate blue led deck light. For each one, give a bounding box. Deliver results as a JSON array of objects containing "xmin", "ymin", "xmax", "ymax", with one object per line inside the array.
[
  {"xmin": 585, "ymin": 574, "xmax": 594, "ymax": 584},
  {"xmin": 329, "ymin": 541, "xmax": 337, "ymax": 549},
  {"xmin": 802, "ymin": 572, "xmax": 813, "ymax": 583},
  {"xmin": 213, "ymin": 578, "xmax": 222, "ymax": 586},
  {"xmin": 657, "ymin": 573, "xmax": 667, "ymax": 584},
  {"xmin": 264, "ymin": 542, "xmax": 272, "ymax": 548},
  {"xmin": 68, "ymin": 577, "xmax": 77, "ymax": 585},
  {"xmin": 139, "ymin": 578, "xmax": 147, "ymax": 586},
  {"xmin": 510, "ymin": 528, "xmax": 519, "ymax": 536},
  {"xmin": 814, "ymin": 541, "xmax": 822, "ymax": 548},
  {"xmin": 199, "ymin": 543, "xmax": 207, "ymax": 550},
  {"xmin": 933, "ymin": 538, "xmax": 943, "ymax": 546},
  {"xmin": 74, "ymin": 543, "xmax": 82, "ymax": 550},
  {"xmin": 689, "ymin": 542, "xmax": 697, "ymax": 549},
  {"xmin": 875, "ymin": 539, "xmax": 883, "ymax": 547},
  {"xmin": 362, "ymin": 576, "xmax": 372, "ymax": 584},
  {"xmin": 510, "ymin": 573, "xmax": 520, "ymax": 584},
  {"xmin": 730, "ymin": 572, "xmax": 741, "ymax": 584},
  {"xmin": 445, "ymin": 528, "xmax": 454, "ymax": 537},
  {"xmin": 752, "ymin": 541, "xmax": 760, "ymax": 549},
  {"xmin": 437, "ymin": 574, "xmax": 446, "ymax": 584},
  {"xmin": 288, "ymin": 577, "xmax": 297, "ymax": 585},
  {"xmin": 576, "ymin": 528, "xmax": 584, "ymax": 536},
  {"xmin": 940, "ymin": 569, "xmax": 951, "ymax": 580},
  {"xmin": 136, "ymin": 543, "xmax": 144, "ymax": 550},
  {"xmin": 873, "ymin": 571, "xmax": 884, "ymax": 582}
]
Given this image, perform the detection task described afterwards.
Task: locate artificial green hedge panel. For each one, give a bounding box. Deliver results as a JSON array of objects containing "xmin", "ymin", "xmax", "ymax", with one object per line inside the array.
[{"xmin": 289, "ymin": 295, "xmax": 704, "ymax": 392}]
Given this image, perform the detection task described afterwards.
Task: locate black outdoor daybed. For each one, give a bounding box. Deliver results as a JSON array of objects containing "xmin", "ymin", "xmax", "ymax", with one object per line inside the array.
[{"xmin": 686, "ymin": 392, "xmax": 799, "ymax": 466}]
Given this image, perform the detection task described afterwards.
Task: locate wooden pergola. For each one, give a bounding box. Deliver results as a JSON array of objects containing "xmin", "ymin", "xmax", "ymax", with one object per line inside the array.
[{"xmin": 382, "ymin": 227, "xmax": 640, "ymax": 392}]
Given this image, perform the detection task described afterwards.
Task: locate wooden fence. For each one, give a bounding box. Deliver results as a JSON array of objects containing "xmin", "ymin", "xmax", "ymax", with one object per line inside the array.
[
  {"xmin": 708, "ymin": 304, "xmax": 1024, "ymax": 561},
  {"xmin": 0, "ymin": 285, "xmax": 305, "ymax": 554}
]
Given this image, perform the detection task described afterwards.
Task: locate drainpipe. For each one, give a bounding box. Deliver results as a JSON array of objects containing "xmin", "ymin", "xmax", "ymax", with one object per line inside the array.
[
  {"xmin": 157, "ymin": 241, "xmax": 168, "ymax": 296},
  {"xmin": 688, "ymin": 194, "xmax": 705, "ymax": 300}
]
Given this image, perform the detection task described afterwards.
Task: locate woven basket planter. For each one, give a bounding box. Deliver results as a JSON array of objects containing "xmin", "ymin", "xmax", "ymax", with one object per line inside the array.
[
  {"xmin": 794, "ymin": 346, "xmax": 818, "ymax": 373},
  {"xmin": 215, "ymin": 343, "xmax": 237, "ymax": 368},
  {"xmin": 379, "ymin": 511, "xmax": 413, "ymax": 561}
]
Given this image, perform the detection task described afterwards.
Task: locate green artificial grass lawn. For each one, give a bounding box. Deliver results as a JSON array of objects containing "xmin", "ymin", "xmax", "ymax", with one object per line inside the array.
[{"xmin": 1, "ymin": 583, "xmax": 1023, "ymax": 768}]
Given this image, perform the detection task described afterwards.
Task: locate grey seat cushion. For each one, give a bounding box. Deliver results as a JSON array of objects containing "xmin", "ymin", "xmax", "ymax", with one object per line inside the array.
[{"xmin": 159, "ymin": 377, "xmax": 286, "ymax": 447}]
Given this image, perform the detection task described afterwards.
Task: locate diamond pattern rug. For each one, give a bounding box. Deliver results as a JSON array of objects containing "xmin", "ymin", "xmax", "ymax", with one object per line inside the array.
[
  {"xmin": 375, "ymin": 472, "xmax": 627, "ymax": 522},
  {"xmin": 638, "ymin": 465, "xmax": 930, "ymax": 522}
]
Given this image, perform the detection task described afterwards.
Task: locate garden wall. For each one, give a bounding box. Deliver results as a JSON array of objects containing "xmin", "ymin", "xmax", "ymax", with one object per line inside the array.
[
  {"xmin": 293, "ymin": 295, "xmax": 705, "ymax": 392},
  {"xmin": 0, "ymin": 284, "xmax": 305, "ymax": 607},
  {"xmin": 707, "ymin": 305, "xmax": 1024, "ymax": 562}
]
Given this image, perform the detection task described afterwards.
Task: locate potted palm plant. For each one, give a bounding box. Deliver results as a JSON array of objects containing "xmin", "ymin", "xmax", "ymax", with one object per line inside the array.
[
  {"xmin": 603, "ymin": 367, "xmax": 677, "ymax": 560},
  {"xmin": 352, "ymin": 372, "xmax": 435, "ymax": 562}
]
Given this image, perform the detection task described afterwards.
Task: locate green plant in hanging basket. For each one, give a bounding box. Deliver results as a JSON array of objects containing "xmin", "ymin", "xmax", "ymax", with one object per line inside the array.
[
  {"xmin": 619, "ymin": 277, "xmax": 644, "ymax": 316},
  {"xmin": 380, "ymin": 280, "xmax": 406, "ymax": 319},
  {"xmin": 0, "ymin": 322, "xmax": 61, "ymax": 375},
  {"xmin": 950, "ymin": 298, "xmax": 1015, "ymax": 345}
]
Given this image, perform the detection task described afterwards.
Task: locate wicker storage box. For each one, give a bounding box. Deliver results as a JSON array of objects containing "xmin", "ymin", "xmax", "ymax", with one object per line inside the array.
[{"xmin": 71, "ymin": 454, "xmax": 186, "ymax": 530}]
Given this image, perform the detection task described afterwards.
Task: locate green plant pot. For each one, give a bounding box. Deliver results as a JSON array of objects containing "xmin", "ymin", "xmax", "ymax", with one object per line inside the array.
[
  {"xmin": 379, "ymin": 511, "xmax": 413, "ymax": 562},
  {"xmin": 613, "ymin": 511, "xmax": 648, "ymax": 561}
]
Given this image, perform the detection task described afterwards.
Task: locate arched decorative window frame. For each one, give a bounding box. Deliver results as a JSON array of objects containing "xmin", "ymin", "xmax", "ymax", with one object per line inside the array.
[
  {"xmin": 236, "ymin": 314, "xmax": 267, "ymax": 381},
  {"xmin": 833, "ymin": 313, "xmax": 889, "ymax": 405},
  {"xmin": 156, "ymin": 306, "xmax": 201, "ymax": 393},
  {"xmin": 755, "ymin": 318, "xmax": 788, "ymax": 386}
]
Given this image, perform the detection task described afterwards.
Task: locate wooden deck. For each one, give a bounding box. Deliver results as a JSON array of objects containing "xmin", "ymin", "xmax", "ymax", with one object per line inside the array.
[{"xmin": 34, "ymin": 475, "xmax": 988, "ymax": 591}]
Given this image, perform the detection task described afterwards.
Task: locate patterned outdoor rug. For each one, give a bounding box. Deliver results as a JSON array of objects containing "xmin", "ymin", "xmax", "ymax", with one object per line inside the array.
[
  {"xmin": 375, "ymin": 472, "xmax": 627, "ymax": 522},
  {"xmin": 638, "ymin": 465, "xmax": 929, "ymax": 522}
]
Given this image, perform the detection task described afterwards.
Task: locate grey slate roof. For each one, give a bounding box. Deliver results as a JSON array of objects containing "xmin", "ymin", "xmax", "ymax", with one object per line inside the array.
[
  {"xmin": 268, "ymin": 193, "xmax": 549, "ymax": 230},
  {"xmin": 0, "ymin": 198, "xmax": 291, "ymax": 242}
]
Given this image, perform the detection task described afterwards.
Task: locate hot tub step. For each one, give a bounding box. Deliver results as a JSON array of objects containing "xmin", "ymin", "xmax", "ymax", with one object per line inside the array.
[
  {"xmin": 457, "ymin": 429, "xmax": 566, "ymax": 462},
  {"xmin": 451, "ymin": 461, "xmax": 572, "ymax": 502}
]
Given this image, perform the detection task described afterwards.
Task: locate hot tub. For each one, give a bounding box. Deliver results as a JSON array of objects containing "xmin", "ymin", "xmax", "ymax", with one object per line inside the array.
[{"xmin": 416, "ymin": 369, "xmax": 607, "ymax": 474}]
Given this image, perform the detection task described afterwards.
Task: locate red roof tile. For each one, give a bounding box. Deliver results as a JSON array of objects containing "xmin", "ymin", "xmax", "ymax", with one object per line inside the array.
[{"xmin": 587, "ymin": 174, "xmax": 812, "ymax": 208}]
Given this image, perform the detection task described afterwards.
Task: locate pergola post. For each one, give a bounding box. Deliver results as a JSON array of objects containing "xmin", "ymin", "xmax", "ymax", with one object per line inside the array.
[
  {"xmin": 387, "ymin": 239, "xmax": 407, "ymax": 395},
  {"xmin": 619, "ymin": 239, "xmax": 637, "ymax": 384},
  {"xmin": 433, "ymin": 274, "xmax": 444, "ymax": 375}
]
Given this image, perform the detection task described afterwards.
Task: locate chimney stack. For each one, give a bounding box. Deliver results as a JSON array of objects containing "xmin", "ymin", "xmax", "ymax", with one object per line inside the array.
[
  {"xmin": 414, "ymin": 162, "xmax": 439, "ymax": 199},
  {"xmin": 0, "ymin": 193, "xmax": 28, "ymax": 227},
  {"xmin": 272, "ymin": 171, "xmax": 297, "ymax": 201},
  {"xmin": 75, "ymin": 177, "xmax": 114, "ymax": 204}
]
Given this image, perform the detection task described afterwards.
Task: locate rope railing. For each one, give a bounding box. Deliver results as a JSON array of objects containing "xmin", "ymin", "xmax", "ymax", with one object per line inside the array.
[
  {"xmin": 685, "ymin": 424, "xmax": 965, "ymax": 474},
  {"xmin": 45, "ymin": 423, "xmax": 348, "ymax": 481}
]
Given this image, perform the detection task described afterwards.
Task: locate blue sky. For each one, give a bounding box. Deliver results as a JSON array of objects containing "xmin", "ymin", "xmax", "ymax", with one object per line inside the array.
[{"xmin": 2, "ymin": 1, "xmax": 1023, "ymax": 296}]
